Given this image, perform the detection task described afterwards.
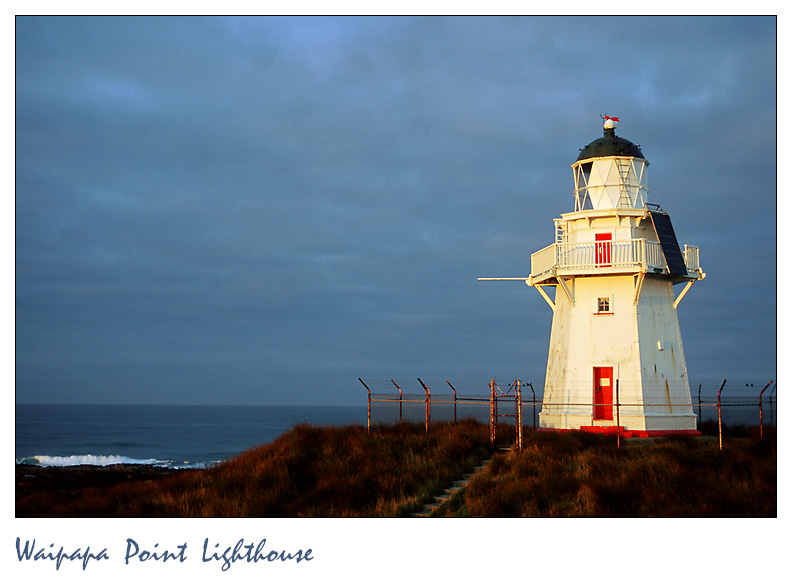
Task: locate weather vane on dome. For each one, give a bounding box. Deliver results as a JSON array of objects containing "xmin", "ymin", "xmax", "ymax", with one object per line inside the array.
[{"xmin": 601, "ymin": 114, "xmax": 620, "ymax": 129}]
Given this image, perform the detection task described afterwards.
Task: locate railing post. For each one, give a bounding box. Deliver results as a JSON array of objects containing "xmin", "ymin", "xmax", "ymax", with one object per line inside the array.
[
  {"xmin": 489, "ymin": 380, "xmax": 496, "ymax": 445},
  {"xmin": 515, "ymin": 380, "xmax": 523, "ymax": 452},
  {"xmin": 717, "ymin": 380, "xmax": 726, "ymax": 451},
  {"xmin": 359, "ymin": 378, "xmax": 371, "ymax": 431},
  {"xmin": 418, "ymin": 378, "xmax": 430, "ymax": 433},
  {"xmin": 528, "ymin": 382, "xmax": 536, "ymax": 429},
  {"xmin": 697, "ymin": 384, "xmax": 702, "ymax": 430},
  {"xmin": 494, "ymin": 381, "xmax": 499, "ymax": 423},
  {"xmin": 616, "ymin": 379, "xmax": 621, "ymax": 449},
  {"xmin": 391, "ymin": 380, "xmax": 403, "ymax": 423},
  {"xmin": 759, "ymin": 380, "xmax": 773, "ymax": 439},
  {"xmin": 447, "ymin": 381, "xmax": 458, "ymax": 422}
]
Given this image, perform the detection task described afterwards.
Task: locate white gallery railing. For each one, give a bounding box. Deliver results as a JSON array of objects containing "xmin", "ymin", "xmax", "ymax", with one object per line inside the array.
[{"xmin": 531, "ymin": 239, "xmax": 700, "ymax": 278}]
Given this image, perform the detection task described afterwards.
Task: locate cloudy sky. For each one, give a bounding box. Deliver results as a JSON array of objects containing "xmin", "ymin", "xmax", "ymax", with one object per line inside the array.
[{"xmin": 15, "ymin": 16, "xmax": 777, "ymax": 406}]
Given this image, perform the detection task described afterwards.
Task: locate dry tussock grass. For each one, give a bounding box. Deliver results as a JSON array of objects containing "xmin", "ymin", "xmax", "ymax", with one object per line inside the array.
[{"xmin": 17, "ymin": 422, "xmax": 775, "ymax": 518}]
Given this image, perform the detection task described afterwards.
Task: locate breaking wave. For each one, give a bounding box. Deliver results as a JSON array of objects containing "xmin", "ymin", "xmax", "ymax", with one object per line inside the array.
[{"xmin": 15, "ymin": 454, "xmax": 210, "ymax": 469}]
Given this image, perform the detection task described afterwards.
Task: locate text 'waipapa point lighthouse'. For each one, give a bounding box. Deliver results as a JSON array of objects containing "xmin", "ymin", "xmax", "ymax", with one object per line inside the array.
[{"xmin": 481, "ymin": 117, "xmax": 705, "ymax": 436}]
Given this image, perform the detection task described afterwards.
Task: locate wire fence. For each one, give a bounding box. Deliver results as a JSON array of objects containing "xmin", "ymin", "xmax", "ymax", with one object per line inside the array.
[{"xmin": 358, "ymin": 377, "xmax": 776, "ymax": 450}]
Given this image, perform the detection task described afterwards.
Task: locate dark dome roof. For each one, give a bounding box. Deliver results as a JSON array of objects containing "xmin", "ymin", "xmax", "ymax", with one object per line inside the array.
[{"xmin": 576, "ymin": 127, "xmax": 646, "ymax": 162}]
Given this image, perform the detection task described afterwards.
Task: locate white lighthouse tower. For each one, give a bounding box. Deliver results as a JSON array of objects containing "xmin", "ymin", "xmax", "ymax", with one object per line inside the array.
[{"xmin": 483, "ymin": 117, "xmax": 705, "ymax": 435}]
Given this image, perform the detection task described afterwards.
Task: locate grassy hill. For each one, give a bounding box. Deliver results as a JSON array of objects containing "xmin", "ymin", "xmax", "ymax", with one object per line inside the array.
[{"xmin": 16, "ymin": 420, "xmax": 775, "ymax": 518}]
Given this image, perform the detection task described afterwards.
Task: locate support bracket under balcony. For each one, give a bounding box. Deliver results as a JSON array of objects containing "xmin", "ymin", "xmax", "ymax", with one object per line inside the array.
[
  {"xmin": 672, "ymin": 280, "xmax": 695, "ymax": 309},
  {"xmin": 557, "ymin": 276, "xmax": 574, "ymax": 306},
  {"xmin": 532, "ymin": 283, "xmax": 556, "ymax": 312},
  {"xmin": 633, "ymin": 272, "xmax": 646, "ymax": 305}
]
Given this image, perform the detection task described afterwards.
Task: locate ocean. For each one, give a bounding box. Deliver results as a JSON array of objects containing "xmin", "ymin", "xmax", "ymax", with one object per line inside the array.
[
  {"xmin": 16, "ymin": 396, "xmax": 771, "ymax": 470},
  {"xmin": 15, "ymin": 404, "xmax": 367, "ymax": 469}
]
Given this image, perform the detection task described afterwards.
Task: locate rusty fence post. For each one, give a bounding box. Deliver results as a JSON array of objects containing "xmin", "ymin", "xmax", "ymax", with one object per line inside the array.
[
  {"xmin": 418, "ymin": 378, "xmax": 430, "ymax": 433},
  {"xmin": 528, "ymin": 382, "xmax": 536, "ymax": 429},
  {"xmin": 698, "ymin": 384, "xmax": 702, "ymax": 431},
  {"xmin": 489, "ymin": 379, "xmax": 496, "ymax": 445},
  {"xmin": 759, "ymin": 380, "xmax": 773, "ymax": 439},
  {"xmin": 616, "ymin": 379, "xmax": 621, "ymax": 449},
  {"xmin": 391, "ymin": 380, "xmax": 403, "ymax": 423},
  {"xmin": 515, "ymin": 380, "xmax": 523, "ymax": 452},
  {"xmin": 447, "ymin": 381, "xmax": 458, "ymax": 422},
  {"xmin": 717, "ymin": 379, "xmax": 726, "ymax": 451},
  {"xmin": 492, "ymin": 380, "xmax": 503, "ymax": 426},
  {"xmin": 359, "ymin": 378, "xmax": 372, "ymax": 431}
]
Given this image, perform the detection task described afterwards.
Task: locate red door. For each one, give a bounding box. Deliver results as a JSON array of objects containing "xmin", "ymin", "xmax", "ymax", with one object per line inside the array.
[
  {"xmin": 593, "ymin": 367, "xmax": 614, "ymax": 420},
  {"xmin": 595, "ymin": 233, "xmax": 612, "ymax": 266}
]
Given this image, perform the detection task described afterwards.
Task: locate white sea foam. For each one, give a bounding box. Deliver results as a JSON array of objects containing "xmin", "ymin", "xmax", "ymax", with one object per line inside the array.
[
  {"xmin": 16, "ymin": 454, "xmax": 214, "ymax": 469},
  {"xmin": 17, "ymin": 454, "xmax": 163, "ymax": 467}
]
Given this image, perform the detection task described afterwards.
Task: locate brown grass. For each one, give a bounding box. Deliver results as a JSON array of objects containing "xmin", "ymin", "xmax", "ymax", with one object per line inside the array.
[
  {"xmin": 432, "ymin": 428, "xmax": 776, "ymax": 517},
  {"xmin": 16, "ymin": 421, "xmax": 775, "ymax": 518},
  {"xmin": 16, "ymin": 420, "xmax": 498, "ymax": 517}
]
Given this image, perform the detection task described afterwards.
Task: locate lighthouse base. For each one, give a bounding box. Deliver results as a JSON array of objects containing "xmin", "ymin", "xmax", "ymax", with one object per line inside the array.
[
  {"xmin": 539, "ymin": 410, "xmax": 698, "ymax": 434},
  {"xmin": 537, "ymin": 426, "xmax": 702, "ymax": 438}
]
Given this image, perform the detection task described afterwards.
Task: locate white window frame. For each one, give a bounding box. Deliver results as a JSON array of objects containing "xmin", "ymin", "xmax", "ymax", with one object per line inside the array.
[{"xmin": 595, "ymin": 295, "xmax": 613, "ymax": 315}]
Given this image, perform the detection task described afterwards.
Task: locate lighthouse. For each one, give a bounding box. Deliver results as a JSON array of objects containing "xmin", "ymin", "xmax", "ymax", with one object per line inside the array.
[{"xmin": 482, "ymin": 117, "xmax": 705, "ymax": 435}]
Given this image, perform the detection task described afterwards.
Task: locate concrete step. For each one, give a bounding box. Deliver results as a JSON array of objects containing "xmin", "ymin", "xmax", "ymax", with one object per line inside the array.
[{"xmin": 411, "ymin": 456, "xmax": 495, "ymax": 517}]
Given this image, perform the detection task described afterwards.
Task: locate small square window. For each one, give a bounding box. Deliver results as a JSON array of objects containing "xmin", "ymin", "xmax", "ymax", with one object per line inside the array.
[{"xmin": 597, "ymin": 297, "xmax": 611, "ymax": 313}]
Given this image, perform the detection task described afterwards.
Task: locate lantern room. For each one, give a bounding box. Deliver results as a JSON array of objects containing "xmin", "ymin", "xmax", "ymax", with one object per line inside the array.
[{"xmin": 572, "ymin": 116, "xmax": 649, "ymax": 211}]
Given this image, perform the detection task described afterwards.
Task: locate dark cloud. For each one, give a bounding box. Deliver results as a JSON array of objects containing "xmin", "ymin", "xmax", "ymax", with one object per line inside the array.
[{"xmin": 16, "ymin": 16, "xmax": 776, "ymax": 405}]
